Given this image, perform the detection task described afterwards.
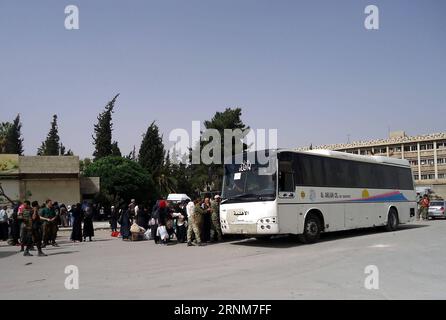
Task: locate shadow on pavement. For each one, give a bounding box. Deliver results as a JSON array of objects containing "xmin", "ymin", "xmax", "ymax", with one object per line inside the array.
[
  {"xmin": 229, "ymin": 223, "xmax": 429, "ymax": 248},
  {"xmin": 46, "ymin": 250, "xmax": 79, "ymax": 256},
  {"xmin": 0, "ymin": 251, "xmax": 20, "ymax": 259}
]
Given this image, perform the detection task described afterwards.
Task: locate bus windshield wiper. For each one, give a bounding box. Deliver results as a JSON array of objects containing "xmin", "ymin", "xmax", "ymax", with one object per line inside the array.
[{"xmin": 224, "ymin": 193, "xmax": 261, "ymax": 201}]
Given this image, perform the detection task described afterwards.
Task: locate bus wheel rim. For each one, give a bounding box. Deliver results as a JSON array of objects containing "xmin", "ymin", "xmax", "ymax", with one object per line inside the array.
[{"xmin": 307, "ymin": 221, "xmax": 318, "ymax": 236}]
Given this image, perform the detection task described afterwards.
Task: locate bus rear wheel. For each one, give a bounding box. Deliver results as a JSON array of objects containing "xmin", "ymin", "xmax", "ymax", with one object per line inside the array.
[
  {"xmin": 385, "ymin": 208, "xmax": 399, "ymax": 232},
  {"xmin": 299, "ymin": 214, "xmax": 321, "ymax": 244}
]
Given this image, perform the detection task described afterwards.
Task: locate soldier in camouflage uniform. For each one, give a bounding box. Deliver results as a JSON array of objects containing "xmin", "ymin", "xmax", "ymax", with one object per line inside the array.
[
  {"xmin": 187, "ymin": 199, "xmax": 205, "ymax": 246},
  {"xmin": 20, "ymin": 201, "xmax": 34, "ymax": 256},
  {"xmin": 210, "ymin": 195, "xmax": 223, "ymax": 242},
  {"xmin": 31, "ymin": 201, "xmax": 47, "ymax": 256}
]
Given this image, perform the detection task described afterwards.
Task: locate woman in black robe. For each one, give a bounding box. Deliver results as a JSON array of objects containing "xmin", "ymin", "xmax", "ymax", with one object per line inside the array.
[
  {"xmin": 136, "ymin": 205, "xmax": 148, "ymax": 230},
  {"xmin": 70, "ymin": 204, "xmax": 83, "ymax": 242},
  {"xmin": 83, "ymin": 206, "xmax": 94, "ymax": 241},
  {"xmin": 110, "ymin": 206, "xmax": 118, "ymax": 232},
  {"xmin": 118, "ymin": 207, "xmax": 131, "ymax": 241}
]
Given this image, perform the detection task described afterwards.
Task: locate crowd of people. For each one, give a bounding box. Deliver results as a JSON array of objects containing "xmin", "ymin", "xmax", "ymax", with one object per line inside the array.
[
  {"xmin": 0, "ymin": 199, "xmax": 95, "ymax": 256},
  {"xmin": 0, "ymin": 194, "xmax": 224, "ymax": 257},
  {"xmin": 113, "ymin": 195, "xmax": 223, "ymax": 246}
]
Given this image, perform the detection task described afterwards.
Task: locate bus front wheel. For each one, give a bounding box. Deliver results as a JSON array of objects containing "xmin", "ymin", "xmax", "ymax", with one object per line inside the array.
[
  {"xmin": 299, "ymin": 214, "xmax": 321, "ymax": 244},
  {"xmin": 385, "ymin": 208, "xmax": 399, "ymax": 232}
]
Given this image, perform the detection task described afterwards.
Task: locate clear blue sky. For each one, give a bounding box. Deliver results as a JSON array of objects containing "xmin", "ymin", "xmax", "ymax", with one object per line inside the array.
[{"xmin": 1, "ymin": 0, "xmax": 445, "ymax": 158}]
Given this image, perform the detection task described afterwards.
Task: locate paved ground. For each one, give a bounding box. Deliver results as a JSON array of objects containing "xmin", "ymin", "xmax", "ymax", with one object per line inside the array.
[{"xmin": 1, "ymin": 219, "xmax": 446, "ymax": 300}]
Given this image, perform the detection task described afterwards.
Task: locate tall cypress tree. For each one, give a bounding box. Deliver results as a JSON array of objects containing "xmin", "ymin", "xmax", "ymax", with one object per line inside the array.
[
  {"xmin": 4, "ymin": 114, "xmax": 24, "ymax": 155},
  {"xmin": 111, "ymin": 141, "xmax": 121, "ymax": 157},
  {"xmin": 0, "ymin": 122, "xmax": 12, "ymax": 154},
  {"xmin": 138, "ymin": 121, "xmax": 165, "ymax": 177},
  {"xmin": 37, "ymin": 114, "xmax": 61, "ymax": 156},
  {"xmin": 92, "ymin": 94, "xmax": 119, "ymax": 160}
]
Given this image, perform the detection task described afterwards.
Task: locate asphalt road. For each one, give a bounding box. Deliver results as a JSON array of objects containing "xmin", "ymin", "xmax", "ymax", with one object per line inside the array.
[{"xmin": 1, "ymin": 219, "xmax": 446, "ymax": 300}]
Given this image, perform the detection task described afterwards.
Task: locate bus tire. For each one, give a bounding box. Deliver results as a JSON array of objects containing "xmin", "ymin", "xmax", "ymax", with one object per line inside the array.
[
  {"xmin": 299, "ymin": 214, "xmax": 321, "ymax": 244},
  {"xmin": 385, "ymin": 208, "xmax": 399, "ymax": 232}
]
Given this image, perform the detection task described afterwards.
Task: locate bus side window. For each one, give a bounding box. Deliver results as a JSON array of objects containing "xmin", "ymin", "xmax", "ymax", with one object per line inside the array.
[{"xmin": 279, "ymin": 171, "xmax": 294, "ymax": 192}]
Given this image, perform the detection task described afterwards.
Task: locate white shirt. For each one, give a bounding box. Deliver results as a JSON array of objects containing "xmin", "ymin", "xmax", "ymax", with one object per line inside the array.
[
  {"xmin": 0, "ymin": 209, "xmax": 7, "ymax": 222},
  {"xmin": 186, "ymin": 201, "xmax": 195, "ymax": 218}
]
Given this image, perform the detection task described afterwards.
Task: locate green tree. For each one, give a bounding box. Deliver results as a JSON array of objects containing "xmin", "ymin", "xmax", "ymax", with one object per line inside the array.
[
  {"xmin": 138, "ymin": 121, "xmax": 165, "ymax": 177},
  {"xmin": 111, "ymin": 141, "xmax": 121, "ymax": 157},
  {"xmin": 3, "ymin": 114, "xmax": 24, "ymax": 155},
  {"xmin": 190, "ymin": 107, "xmax": 250, "ymax": 192},
  {"xmin": 83, "ymin": 156, "xmax": 156, "ymax": 206},
  {"xmin": 79, "ymin": 158, "xmax": 92, "ymax": 174},
  {"xmin": 92, "ymin": 94, "xmax": 119, "ymax": 160},
  {"xmin": 157, "ymin": 151, "xmax": 178, "ymax": 196},
  {"xmin": 37, "ymin": 114, "xmax": 61, "ymax": 156},
  {"xmin": 0, "ymin": 122, "xmax": 12, "ymax": 153}
]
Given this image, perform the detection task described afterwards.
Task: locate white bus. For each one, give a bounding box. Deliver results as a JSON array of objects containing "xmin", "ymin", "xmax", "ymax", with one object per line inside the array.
[{"xmin": 220, "ymin": 149, "xmax": 416, "ymax": 243}]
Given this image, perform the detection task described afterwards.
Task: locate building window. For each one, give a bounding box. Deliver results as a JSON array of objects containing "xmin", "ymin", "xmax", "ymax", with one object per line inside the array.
[
  {"xmin": 428, "ymin": 159, "xmax": 435, "ymax": 165},
  {"xmin": 410, "ymin": 145, "xmax": 417, "ymax": 151},
  {"xmin": 420, "ymin": 144, "xmax": 427, "ymax": 150},
  {"xmin": 421, "ymin": 174, "xmax": 428, "ymax": 180},
  {"xmin": 420, "ymin": 159, "xmax": 427, "ymax": 165},
  {"xmin": 409, "ymin": 160, "xmax": 418, "ymax": 165},
  {"xmin": 437, "ymin": 142, "xmax": 446, "ymax": 149},
  {"xmin": 395, "ymin": 146, "xmax": 402, "ymax": 152},
  {"xmin": 414, "ymin": 174, "xmax": 419, "ymax": 180},
  {"xmin": 438, "ymin": 158, "xmax": 445, "ymax": 164},
  {"xmin": 428, "ymin": 174, "xmax": 435, "ymax": 179},
  {"xmin": 439, "ymin": 174, "xmax": 445, "ymax": 179},
  {"xmin": 404, "ymin": 146, "xmax": 411, "ymax": 152}
]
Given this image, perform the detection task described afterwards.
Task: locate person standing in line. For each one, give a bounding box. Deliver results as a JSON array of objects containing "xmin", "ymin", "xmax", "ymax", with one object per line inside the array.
[
  {"xmin": 110, "ymin": 206, "xmax": 118, "ymax": 232},
  {"xmin": 83, "ymin": 205, "xmax": 94, "ymax": 242},
  {"xmin": 201, "ymin": 197, "xmax": 212, "ymax": 243},
  {"xmin": 19, "ymin": 201, "xmax": 34, "ymax": 256},
  {"xmin": 67, "ymin": 205, "xmax": 72, "ymax": 227},
  {"xmin": 420, "ymin": 194, "xmax": 430, "ymax": 221},
  {"xmin": 59, "ymin": 204, "xmax": 68, "ymax": 227},
  {"xmin": 70, "ymin": 204, "xmax": 83, "ymax": 242},
  {"xmin": 31, "ymin": 201, "xmax": 47, "ymax": 256},
  {"xmin": 210, "ymin": 195, "xmax": 223, "ymax": 242},
  {"xmin": 173, "ymin": 202, "xmax": 187, "ymax": 243},
  {"xmin": 118, "ymin": 206, "xmax": 131, "ymax": 241},
  {"xmin": 0, "ymin": 205, "xmax": 8, "ymax": 241},
  {"xmin": 129, "ymin": 199, "xmax": 136, "ymax": 220},
  {"xmin": 8, "ymin": 203, "xmax": 21, "ymax": 246},
  {"xmin": 187, "ymin": 198, "xmax": 205, "ymax": 246},
  {"xmin": 150, "ymin": 200, "xmax": 160, "ymax": 243},
  {"xmin": 41, "ymin": 199, "xmax": 58, "ymax": 247},
  {"xmin": 157, "ymin": 198, "xmax": 169, "ymax": 245}
]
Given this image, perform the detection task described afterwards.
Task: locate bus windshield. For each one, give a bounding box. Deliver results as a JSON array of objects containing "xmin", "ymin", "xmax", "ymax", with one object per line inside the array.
[{"xmin": 222, "ymin": 159, "xmax": 277, "ymax": 203}]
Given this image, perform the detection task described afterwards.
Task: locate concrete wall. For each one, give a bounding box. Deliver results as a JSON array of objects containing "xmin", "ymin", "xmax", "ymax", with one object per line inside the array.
[
  {"xmin": 21, "ymin": 179, "xmax": 80, "ymax": 205},
  {"xmin": 19, "ymin": 156, "xmax": 79, "ymax": 174}
]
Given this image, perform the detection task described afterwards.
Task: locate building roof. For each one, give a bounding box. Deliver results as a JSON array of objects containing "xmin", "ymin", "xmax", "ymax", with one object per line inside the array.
[{"xmin": 296, "ymin": 132, "xmax": 446, "ymax": 151}]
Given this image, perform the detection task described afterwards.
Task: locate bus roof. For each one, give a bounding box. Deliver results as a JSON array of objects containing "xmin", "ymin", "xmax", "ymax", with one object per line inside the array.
[{"xmin": 279, "ymin": 148, "xmax": 411, "ymax": 167}]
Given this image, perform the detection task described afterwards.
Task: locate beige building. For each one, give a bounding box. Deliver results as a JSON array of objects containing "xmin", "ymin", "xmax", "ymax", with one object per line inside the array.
[
  {"xmin": 0, "ymin": 155, "xmax": 99, "ymax": 206},
  {"xmin": 298, "ymin": 132, "xmax": 446, "ymax": 198}
]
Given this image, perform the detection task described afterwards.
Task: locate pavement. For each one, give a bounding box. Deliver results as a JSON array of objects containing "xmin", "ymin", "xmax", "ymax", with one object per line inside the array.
[
  {"xmin": 1, "ymin": 219, "xmax": 446, "ymax": 299},
  {"xmin": 58, "ymin": 221, "xmax": 111, "ymax": 231}
]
